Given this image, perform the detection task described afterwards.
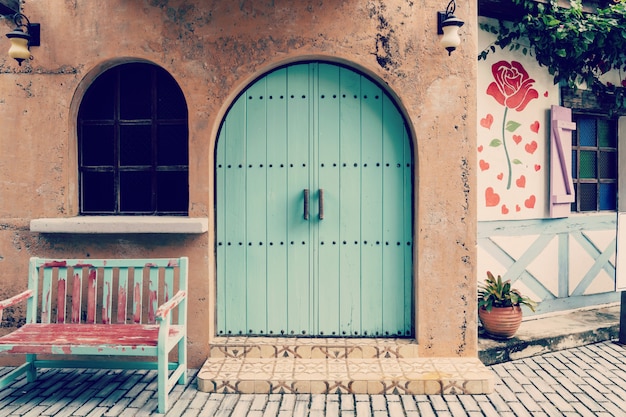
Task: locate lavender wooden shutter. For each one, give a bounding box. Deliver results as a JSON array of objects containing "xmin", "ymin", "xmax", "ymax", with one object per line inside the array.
[{"xmin": 550, "ymin": 105, "xmax": 576, "ymax": 218}]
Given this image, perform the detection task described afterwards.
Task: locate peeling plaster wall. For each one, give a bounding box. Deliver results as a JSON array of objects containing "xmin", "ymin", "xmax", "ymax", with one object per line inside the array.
[{"xmin": 0, "ymin": 0, "xmax": 478, "ymax": 366}]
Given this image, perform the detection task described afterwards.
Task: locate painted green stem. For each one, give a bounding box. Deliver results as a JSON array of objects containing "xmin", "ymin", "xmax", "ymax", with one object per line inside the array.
[{"xmin": 502, "ymin": 106, "xmax": 512, "ymax": 190}]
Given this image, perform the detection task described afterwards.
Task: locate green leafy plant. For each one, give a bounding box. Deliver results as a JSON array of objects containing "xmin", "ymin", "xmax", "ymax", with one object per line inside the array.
[
  {"xmin": 478, "ymin": 271, "xmax": 538, "ymax": 312},
  {"xmin": 479, "ymin": 0, "xmax": 626, "ymax": 111}
]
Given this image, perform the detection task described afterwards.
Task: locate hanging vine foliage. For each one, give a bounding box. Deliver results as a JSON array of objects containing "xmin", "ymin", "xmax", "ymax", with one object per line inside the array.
[{"xmin": 479, "ymin": 0, "xmax": 626, "ymax": 112}]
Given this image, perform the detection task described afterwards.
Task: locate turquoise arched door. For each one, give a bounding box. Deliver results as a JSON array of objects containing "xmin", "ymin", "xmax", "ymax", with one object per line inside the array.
[{"xmin": 216, "ymin": 62, "xmax": 413, "ymax": 337}]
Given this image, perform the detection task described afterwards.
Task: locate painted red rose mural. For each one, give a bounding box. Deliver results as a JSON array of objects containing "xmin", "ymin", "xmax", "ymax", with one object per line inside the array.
[
  {"xmin": 486, "ymin": 60, "xmax": 539, "ymax": 189},
  {"xmin": 479, "ymin": 59, "xmax": 551, "ymax": 220}
]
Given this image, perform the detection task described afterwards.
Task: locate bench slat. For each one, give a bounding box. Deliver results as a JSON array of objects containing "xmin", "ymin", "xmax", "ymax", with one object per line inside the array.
[
  {"xmin": 86, "ymin": 268, "xmax": 97, "ymax": 324},
  {"xmin": 148, "ymin": 267, "xmax": 159, "ymax": 324},
  {"xmin": 57, "ymin": 270, "xmax": 67, "ymax": 324},
  {"xmin": 102, "ymin": 267, "xmax": 113, "ymax": 324},
  {"xmin": 164, "ymin": 267, "xmax": 174, "ymax": 324},
  {"xmin": 71, "ymin": 270, "xmax": 82, "ymax": 323},
  {"xmin": 117, "ymin": 267, "xmax": 129, "ymax": 324},
  {"xmin": 0, "ymin": 323, "xmax": 183, "ymax": 354},
  {"xmin": 133, "ymin": 269, "xmax": 142, "ymax": 324},
  {"xmin": 42, "ymin": 267, "xmax": 53, "ymax": 324}
]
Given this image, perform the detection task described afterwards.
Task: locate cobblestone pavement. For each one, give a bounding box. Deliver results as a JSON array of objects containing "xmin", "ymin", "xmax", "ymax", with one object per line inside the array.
[{"xmin": 0, "ymin": 341, "xmax": 625, "ymax": 416}]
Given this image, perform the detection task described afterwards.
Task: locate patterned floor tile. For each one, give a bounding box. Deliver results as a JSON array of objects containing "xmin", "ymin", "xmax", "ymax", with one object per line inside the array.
[
  {"xmin": 238, "ymin": 360, "xmax": 274, "ymax": 379},
  {"xmin": 270, "ymin": 381, "xmax": 296, "ymax": 394}
]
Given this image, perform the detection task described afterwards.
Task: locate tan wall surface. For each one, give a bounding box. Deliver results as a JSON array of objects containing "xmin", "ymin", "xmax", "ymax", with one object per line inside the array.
[{"xmin": 0, "ymin": 0, "xmax": 477, "ymax": 367}]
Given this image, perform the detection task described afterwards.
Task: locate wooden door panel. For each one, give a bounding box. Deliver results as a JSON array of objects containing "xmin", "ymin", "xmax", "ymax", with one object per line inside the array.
[
  {"xmin": 382, "ymin": 94, "xmax": 412, "ymax": 336},
  {"xmin": 217, "ymin": 97, "xmax": 248, "ymax": 334},
  {"xmin": 337, "ymin": 67, "xmax": 363, "ymax": 335},
  {"xmin": 285, "ymin": 65, "xmax": 313, "ymax": 335},
  {"xmin": 360, "ymin": 77, "xmax": 385, "ymax": 336},
  {"xmin": 317, "ymin": 64, "xmax": 341, "ymax": 335},
  {"xmin": 245, "ymin": 80, "xmax": 269, "ymax": 334},
  {"xmin": 265, "ymin": 69, "xmax": 289, "ymax": 334},
  {"xmin": 216, "ymin": 63, "xmax": 412, "ymax": 336}
]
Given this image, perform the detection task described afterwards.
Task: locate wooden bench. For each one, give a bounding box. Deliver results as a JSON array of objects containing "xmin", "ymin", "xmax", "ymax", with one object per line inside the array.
[{"xmin": 0, "ymin": 257, "xmax": 188, "ymax": 414}]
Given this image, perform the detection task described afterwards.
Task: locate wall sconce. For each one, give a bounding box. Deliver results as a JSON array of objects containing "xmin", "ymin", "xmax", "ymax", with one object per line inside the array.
[
  {"xmin": 437, "ymin": 0, "xmax": 464, "ymax": 55},
  {"xmin": 5, "ymin": 13, "xmax": 40, "ymax": 66}
]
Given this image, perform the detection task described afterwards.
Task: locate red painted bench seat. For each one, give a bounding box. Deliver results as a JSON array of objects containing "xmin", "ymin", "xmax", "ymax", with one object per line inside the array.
[
  {"xmin": 0, "ymin": 257, "xmax": 188, "ymax": 414},
  {"xmin": 0, "ymin": 324, "xmax": 185, "ymax": 353}
]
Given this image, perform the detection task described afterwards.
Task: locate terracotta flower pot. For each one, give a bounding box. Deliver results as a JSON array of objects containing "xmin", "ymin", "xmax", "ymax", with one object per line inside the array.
[{"xmin": 478, "ymin": 305, "xmax": 522, "ymax": 339}]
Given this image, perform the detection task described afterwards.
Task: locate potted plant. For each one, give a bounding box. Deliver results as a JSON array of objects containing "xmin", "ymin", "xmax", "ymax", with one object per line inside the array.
[{"xmin": 478, "ymin": 271, "xmax": 538, "ymax": 339}]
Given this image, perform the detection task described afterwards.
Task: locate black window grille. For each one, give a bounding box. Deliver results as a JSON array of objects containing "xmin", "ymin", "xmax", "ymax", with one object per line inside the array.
[
  {"xmin": 571, "ymin": 114, "xmax": 617, "ymax": 213},
  {"xmin": 78, "ymin": 63, "xmax": 189, "ymax": 215}
]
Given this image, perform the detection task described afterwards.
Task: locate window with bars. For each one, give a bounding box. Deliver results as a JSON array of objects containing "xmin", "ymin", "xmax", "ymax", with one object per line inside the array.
[
  {"xmin": 571, "ymin": 114, "xmax": 618, "ymax": 212},
  {"xmin": 78, "ymin": 63, "xmax": 189, "ymax": 215}
]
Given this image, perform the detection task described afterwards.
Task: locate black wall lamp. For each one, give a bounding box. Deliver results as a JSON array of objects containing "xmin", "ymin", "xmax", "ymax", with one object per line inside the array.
[
  {"xmin": 5, "ymin": 13, "xmax": 40, "ymax": 66},
  {"xmin": 437, "ymin": 0, "xmax": 464, "ymax": 55}
]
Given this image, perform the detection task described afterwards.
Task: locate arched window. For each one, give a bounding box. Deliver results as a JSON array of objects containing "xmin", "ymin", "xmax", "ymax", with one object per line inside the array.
[{"xmin": 78, "ymin": 63, "xmax": 189, "ymax": 215}]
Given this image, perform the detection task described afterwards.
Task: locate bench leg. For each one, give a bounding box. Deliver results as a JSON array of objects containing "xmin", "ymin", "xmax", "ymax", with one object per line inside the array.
[
  {"xmin": 25, "ymin": 354, "xmax": 37, "ymax": 383},
  {"xmin": 0, "ymin": 355, "xmax": 37, "ymax": 390},
  {"xmin": 157, "ymin": 344, "xmax": 168, "ymax": 414},
  {"xmin": 177, "ymin": 335, "xmax": 187, "ymax": 385}
]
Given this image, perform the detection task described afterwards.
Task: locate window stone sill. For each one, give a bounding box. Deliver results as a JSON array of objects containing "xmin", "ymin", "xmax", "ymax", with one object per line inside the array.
[{"xmin": 30, "ymin": 216, "xmax": 209, "ymax": 234}]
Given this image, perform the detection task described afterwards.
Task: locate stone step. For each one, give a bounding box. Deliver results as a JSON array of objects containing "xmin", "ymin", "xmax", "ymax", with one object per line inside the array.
[
  {"xmin": 207, "ymin": 337, "xmax": 419, "ymax": 359},
  {"xmin": 198, "ymin": 337, "xmax": 494, "ymax": 395}
]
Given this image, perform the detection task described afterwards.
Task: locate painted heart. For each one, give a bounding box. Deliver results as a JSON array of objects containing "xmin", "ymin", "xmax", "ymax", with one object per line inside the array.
[
  {"xmin": 480, "ymin": 114, "xmax": 494, "ymax": 129},
  {"xmin": 544, "ymin": 91, "xmax": 549, "ymax": 97},
  {"xmin": 516, "ymin": 204, "xmax": 521, "ymax": 212},
  {"xmin": 525, "ymin": 195, "xmax": 536, "ymax": 209},
  {"xmin": 530, "ymin": 121, "xmax": 540, "ymax": 133},
  {"xmin": 513, "ymin": 135, "xmax": 522, "ymax": 144},
  {"xmin": 516, "ymin": 175, "xmax": 526, "ymax": 188},
  {"xmin": 534, "ymin": 164, "xmax": 541, "ymax": 172},
  {"xmin": 501, "ymin": 205, "xmax": 509, "ymax": 215},
  {"xmin": 525, "ymin": 141, "xmax": 538, "ymax": 154},
  {"xmin": 478, "ymin": 145, "xmax": 483, "ymax": 152},
  {"xmin": 485, "ymin": 187, "xmax": 500, "ymax": 207},
  {"xmin": 497, "ymin": 172, "xmax": 503, "ymax": 180},
  {"xmin": 479, "ymin": 159, "xmax": 490, "ymax": 171}
]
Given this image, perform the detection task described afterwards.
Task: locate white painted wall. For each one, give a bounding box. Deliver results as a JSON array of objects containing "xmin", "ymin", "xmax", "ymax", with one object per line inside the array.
[{"xmin": 477, "ymin": 17, "xmax": 621, "ymax": 313}]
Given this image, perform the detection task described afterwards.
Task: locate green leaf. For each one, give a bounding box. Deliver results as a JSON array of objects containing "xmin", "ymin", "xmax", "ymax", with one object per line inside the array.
[
  {"xmin": 512, "ymin": 159, "xmax": 523, "ymax": 164},
  {"xmin": 506, "ymin": 121, "xmax": 522, "ymax": 132},
  {"xmin": 479, "ymin": 271, "xmax": 538, "ymax": 312},
  {"xmin": 479, "ymin": 0, "xmax": 626, "ymax": 113},
  {"xmin": 489, "ymin": 139, "xmax": 502, "ymax": 147}
]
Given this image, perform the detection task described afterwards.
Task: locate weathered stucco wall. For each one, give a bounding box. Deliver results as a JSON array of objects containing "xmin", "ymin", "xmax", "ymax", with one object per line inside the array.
[{"xmin": 0, "ymin": 0, "xmax": 478, "ymax": 367}]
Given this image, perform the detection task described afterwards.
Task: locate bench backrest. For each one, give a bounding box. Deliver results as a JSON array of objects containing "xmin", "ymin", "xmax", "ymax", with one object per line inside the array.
[{"xmin": 27, "ymin": 257, "xmax": 188, "ymax": 325}]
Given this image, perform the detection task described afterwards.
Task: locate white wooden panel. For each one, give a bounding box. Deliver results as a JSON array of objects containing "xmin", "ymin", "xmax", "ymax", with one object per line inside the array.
[
  {"xmin": 526, "ymin": 237, "xmax": 559, "ymax": 297},
  {"xmin": 569, "ymin": 237, "xmax": 595, "ymax": 294},
  {"xmin": 616, "ymin": 212, "xmax": 626, "ymax": 291}
]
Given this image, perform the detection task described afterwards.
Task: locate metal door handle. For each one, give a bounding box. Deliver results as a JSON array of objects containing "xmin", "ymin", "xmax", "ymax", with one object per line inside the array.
[
  {"xmin": 303, "ymin": 189, "xmax": 309, "ymax": 220},
  {"xmin": 319, "ymin": 189, "xmax": 324, "ymax": 220}
]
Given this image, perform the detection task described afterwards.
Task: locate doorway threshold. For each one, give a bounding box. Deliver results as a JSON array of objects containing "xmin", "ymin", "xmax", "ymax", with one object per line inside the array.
[{"xmin": 197, "ymin": 337, "xmax": 494, "ymax": 395}]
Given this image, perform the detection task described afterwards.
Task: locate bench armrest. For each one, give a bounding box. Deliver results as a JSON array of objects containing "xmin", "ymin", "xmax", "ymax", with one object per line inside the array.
[
  {"xmin": 155, "ymin": 290, "xmax": 186, "ymax": 322},
  {"xmin": 0, "ymin": 289, "xmax": 34, "ymax": 322},
  {"xmin": 0, "ymin": 289, "xmax": 34, "ymax": 310}
]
